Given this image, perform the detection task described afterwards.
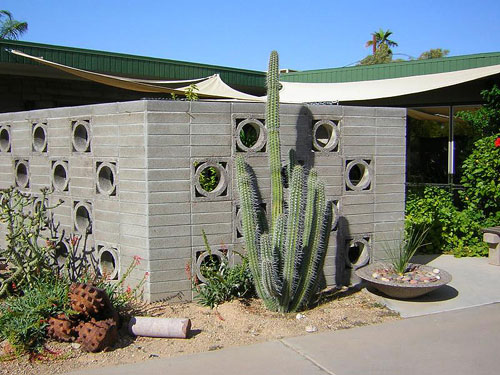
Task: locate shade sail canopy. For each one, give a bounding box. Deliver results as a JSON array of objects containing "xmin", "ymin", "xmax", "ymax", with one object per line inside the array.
[
  {"xmin": 9, "ymin": 49, "xmax": 262, "ymax": 101},
  {"xmin": 279, "ymin": 64, "xmax": 500, "ymax": 103},
  {"xmin": 8, "ymin": 49, "xmax": 500, "ymax": 104}
]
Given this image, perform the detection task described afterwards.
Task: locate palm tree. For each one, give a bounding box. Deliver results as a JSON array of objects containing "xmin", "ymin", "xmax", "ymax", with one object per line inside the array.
[
  {"xmin": 0, "ymin": 10, "xmax": 28, "ymax": 40},
  {"xmin": 366, "ymin": 28, "xmax": 398, "ymax": 54}
]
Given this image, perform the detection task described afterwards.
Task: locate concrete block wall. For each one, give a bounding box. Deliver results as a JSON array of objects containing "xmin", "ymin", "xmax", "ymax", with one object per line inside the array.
[{"xmin": 0, "ymin": 100, "xmax": 406, "ymax": 302}]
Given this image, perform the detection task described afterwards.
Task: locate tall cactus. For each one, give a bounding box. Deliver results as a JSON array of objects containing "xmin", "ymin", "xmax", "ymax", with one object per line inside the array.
[{"xmin": 235, "ymin": 51, "xmax": 333, "ymax": 312}]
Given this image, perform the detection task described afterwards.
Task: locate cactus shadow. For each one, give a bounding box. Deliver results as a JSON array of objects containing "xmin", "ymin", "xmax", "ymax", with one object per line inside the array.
[
  {"xmin": 336, "ymin": 216, "xmax": 352, "ymax": 286},
  {"xmin": 295, "ymin": 105, "xmax": 315, "ymax": 169}
]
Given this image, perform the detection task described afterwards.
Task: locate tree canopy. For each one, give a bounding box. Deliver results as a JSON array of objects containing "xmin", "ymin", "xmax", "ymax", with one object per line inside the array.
[
  {"xmin": 0, "ymin": 10, "xmax": 28, "ymax": 40},
  {"xmin": 418, "ymin": 48, "xmax": 450, "ymax": 60},
  {"xmin": 365, "ymin": 28, "xmax": 398, "ymax": 54}
]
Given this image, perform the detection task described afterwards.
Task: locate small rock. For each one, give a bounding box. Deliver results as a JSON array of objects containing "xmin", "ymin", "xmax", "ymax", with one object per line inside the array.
[
  {"xmin": 436, "ymin": 275, "xmax": 441, "ymax": 280},
  {"xmin": 71, "ymin": 343, "xmax": 81, "ymax": 349},
  {"xmin": 305, "ymin": 325, "xmax": 318, "ymax": 333},
  {"xmin": 433, "ymin": 269, "xmax": 440, "ymax": 274},
  {"xmin": 409, "ymin": 280, "xmax": 418, "ymax": 285},
  {"xmin": 381, "ymin": 277, "xmax": 390, "ymax": 282},
  {"xmin": 209, "ymin": 345, "xmax": 223, "ymax": 351},
  {"xmin": 372, "ymin": 272, "xmax": 379, "ymax": 279},
  {"xmin": 296, "ymin": 313, "xmax": 306, "ymax": 320},
  {"xmin": 149, "ymin": 354, "xmax": 159, "ymax": 358}
]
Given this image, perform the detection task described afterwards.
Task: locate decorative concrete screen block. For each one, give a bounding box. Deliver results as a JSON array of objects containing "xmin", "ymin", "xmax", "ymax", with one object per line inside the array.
[
  {"xmin": 194, "ymin": 246, "xmax": 231, "ymax": 284},
  {"xmin": 73, "ymin": 200, "xmax": 92, "ymax": 234},
  {"xmin": 14, "ymin": 159, "xmax": 29, "ymax": 189},
  {"xmin": 234, "ymin": 117, "xmax": 267, "ymax": 153},
  {"xmin": 32, "ymin": 122, "xmax": 48, "ymax": 152},
  {"xmin": 72, "ymin": 119, "xmax": 91, "ymax": 153},
  {"xmin": 345, "ymin": 158, "xmax": 373, "ymax": 191},
  {"xmin": 0, "ymin": 124, "xmax": 11, "ymax": 152},
  {"xmin": 0, "ymin": 100, "xmax": 406, "ymax": 301},
  {"xmin": 192, "ymin": 158, "xmax": 230, "ymax": 200},
  {"xmin": 51, "ymin": 160, "xmax": 69, "ymax": 192},
  {"xmin": 97, "ymin": 245, "xmax": 119, "ymax": 280},
  {"xmin": 55, "ymin": 239, "xmax": 70, "ymax": 267},
  {"xmin": 313, "ymin": 119, "xmax": 340, "ymax": 152},
  {"xmin": 96, "ymin": 161, "xmax": 117, "ymax": 196}
]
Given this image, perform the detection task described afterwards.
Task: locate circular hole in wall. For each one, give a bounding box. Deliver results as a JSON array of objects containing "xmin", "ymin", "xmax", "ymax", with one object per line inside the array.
[
  {"xmin": 55, "ymin": 241, "xmax": 69, "ymax": 267},
  {"xmin": 98, "ymin": 248, "xmax": 119, "ymax": 280},
  {"xmin": 345, "ymin": 159, "xmax": 372, "ymax": 191},
  {"xmin": 15, "ymin": 161, "xmax": 29, "ymax": 188},
  {"xmin": 195, "ymin": 249, "xmax": 225, "ymax": 284},
  {"xmin": 236, "ymin": 119, "xmax": 266, "ymax": 152},
  {"xmin": 52, "ymin": 162, "xmax": 69, "ymax": 192},
  {"xmin": 0, "ymin": 126, "xmax": 11, "ymax": 152},
  {"xmin": 72, "ymin": 122, "xmax": 90, "ymax": 152},
  {"xmin": 194, "ymin": 162, "xmax": 228, "ymax": 198},
  {"xmin": 32, "ymin": 124, "xmax": 47, "ymax": 152},
  {"xmin": 74, "ymin": 202, "xmax": 92, "ymax": 233},
  {"xmin": 313, "ymin": 120, "xmax": 339, "ymax": 152},
  {"xmin": 346, "ymin": 239, "xmax": 370, "ymax": 269},
  {"xmin": 96, "ymin": 163, "xmax": 116, "ymax": 195}
]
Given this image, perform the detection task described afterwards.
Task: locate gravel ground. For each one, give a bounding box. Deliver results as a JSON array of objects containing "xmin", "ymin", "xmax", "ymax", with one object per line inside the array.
[{"xmin": 0, "ymin": 288, "xmax": 399, "ymax": 375}]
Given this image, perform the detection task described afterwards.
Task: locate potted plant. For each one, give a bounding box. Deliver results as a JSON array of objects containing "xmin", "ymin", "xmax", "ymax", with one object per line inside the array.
[{"xmin": 355, "ymin": 227, "xmax": 452, "ymax": 299}]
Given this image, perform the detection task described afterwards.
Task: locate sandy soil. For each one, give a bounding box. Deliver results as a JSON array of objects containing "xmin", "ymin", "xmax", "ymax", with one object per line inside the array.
[{"xmin": 0, "ymin": 288, "xmax": 399, "ymax": 375}]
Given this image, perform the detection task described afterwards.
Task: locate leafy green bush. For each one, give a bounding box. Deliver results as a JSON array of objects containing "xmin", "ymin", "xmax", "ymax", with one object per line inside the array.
[
  {"xmin": 193, "ymin": 256, "xmax": 254, "ymax": 309},
  {"xmin": 0, "ymin": 275, "xmax": 72, "ymax": 354},
  {"xmin": 191, "ymin": 231, "xmax": 254, "ymax": 308},
  {"xmin": 406, "ymin": 187, "xmax": 489, "ymax": 257},
  {"xmin": 459, "ymin": 134, "xmax": 500, "ymax": 220},
  {"xmin": 0, "ymin": 187, "xmax": 61, "ymax": 296}
]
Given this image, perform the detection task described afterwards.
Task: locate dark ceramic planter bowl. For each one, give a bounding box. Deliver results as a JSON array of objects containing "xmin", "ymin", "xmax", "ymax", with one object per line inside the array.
[{"xmin": 355, "ymin": 263, "xmax": 452, "ymax": 299}]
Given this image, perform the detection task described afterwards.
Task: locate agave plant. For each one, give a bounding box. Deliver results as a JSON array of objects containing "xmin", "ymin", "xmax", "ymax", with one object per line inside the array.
[{"xmin": 383, "ymin": 226, "xmax": 429, "ymax": 275}]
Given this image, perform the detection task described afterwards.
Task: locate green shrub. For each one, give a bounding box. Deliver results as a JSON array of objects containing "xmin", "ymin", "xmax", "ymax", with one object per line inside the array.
[
  {"xmin": 0, "ymin": 187, "xmax": 61, "ymax": 297},
  {"xmin": 0, "ymin": 275, "xmax": 72, "ymax": 354},
  {"xmin": 192, "ymin": 231, "xmax": 254, "ymax": 308},
  {"xmin": 193, "ymin": 256, "xmax": 254, "ymax": 309},
  {"xmin": 405, "ymin": 187, "xmax": 488, "ymax": 257},
  {"xmin": 459, "ymin": 134, "xmax": 500, "ymax": 219}
]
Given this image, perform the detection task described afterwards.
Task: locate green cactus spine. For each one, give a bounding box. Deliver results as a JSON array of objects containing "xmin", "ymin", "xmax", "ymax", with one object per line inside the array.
[{"xmin": 235, "ymin": 51, "xmax": 334, "ymax": 312}]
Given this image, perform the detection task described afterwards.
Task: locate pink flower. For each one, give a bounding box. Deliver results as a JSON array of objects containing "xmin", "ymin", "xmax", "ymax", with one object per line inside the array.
[
  {"xmin": 126, "ymin": 286, "xmax": 132, "ymax": 295},
  {"xmin": 495, "ymin": 137, "xmax": 500, "ymax": 148},
  {"xmin": 70, "ymin": 236, "xmax": 79, "ymax": 247},
  {"xmin": 145, "ymin": 272, "xmax": 150, "ymax": 278},
  {"xmin": 133, "ymin": 255, "xmax": 142, "ymax": 265}
]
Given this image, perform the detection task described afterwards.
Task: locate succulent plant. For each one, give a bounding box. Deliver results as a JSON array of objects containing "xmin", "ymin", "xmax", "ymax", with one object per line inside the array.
[{"xmin": 235, "ymin": 51, "xmax": 333, "ymax": 312}]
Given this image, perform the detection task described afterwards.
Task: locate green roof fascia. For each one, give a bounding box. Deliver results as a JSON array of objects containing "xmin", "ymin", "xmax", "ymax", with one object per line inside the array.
[
  {"xmin": 0, "ymin": 40, "xmax": 266, "ymax": 88},
  {"xmin": 280, "ymin": 52, "xmax": 500, "ymax": 83}
]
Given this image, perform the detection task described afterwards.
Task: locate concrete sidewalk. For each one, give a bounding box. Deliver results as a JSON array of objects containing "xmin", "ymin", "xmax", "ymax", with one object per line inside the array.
[{"xmin": 68, "ymin": 303, "xmax": 500, "ymax": 375}]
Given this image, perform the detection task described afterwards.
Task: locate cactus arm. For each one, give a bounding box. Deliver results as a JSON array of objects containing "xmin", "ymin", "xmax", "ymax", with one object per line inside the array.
[
  {"xmin": 287, "ymin": 149, "xmax": 297, "ymax": 186},
  {"xmin": 281, "ymin": 165, "xmax": 304, "ymax": 311},
  {"xmin": 235, "ymin": 156, "xmax": 263, "ymax": 289},
  {"xmin": 260, "ymin": 233, "xmax": 281, "ymax": 302},
  {"xmin": 266, "ymin": 50, "xmax": 283, "ymax": 228},
  {"xmin": 291, "ymin": 182, "xmax": 332, "ymax": 312}
]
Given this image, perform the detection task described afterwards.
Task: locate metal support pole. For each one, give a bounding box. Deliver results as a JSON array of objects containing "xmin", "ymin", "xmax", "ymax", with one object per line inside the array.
[{"xmin": 448, "ymin": 105, "xmax": 455, "ymax": 186}]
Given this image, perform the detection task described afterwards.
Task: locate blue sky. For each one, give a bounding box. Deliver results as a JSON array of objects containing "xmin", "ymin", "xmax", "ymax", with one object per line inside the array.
[{"xmin": 3, "ymin": 0, "xmax": 500, "ymax": 72}]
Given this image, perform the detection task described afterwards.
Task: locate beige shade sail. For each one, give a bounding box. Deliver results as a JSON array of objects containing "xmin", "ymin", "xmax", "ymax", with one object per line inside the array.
[
  {"xmin": 9, "ymin": 49, "xmax": 262, "ymax": 101},
  {"xmin": 8, "ymin": 49, "xmax": 500, "ymax": 104},
  {"xmin": 279, "ymin": 64, "xmax": 500, "ymax": 103}
]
